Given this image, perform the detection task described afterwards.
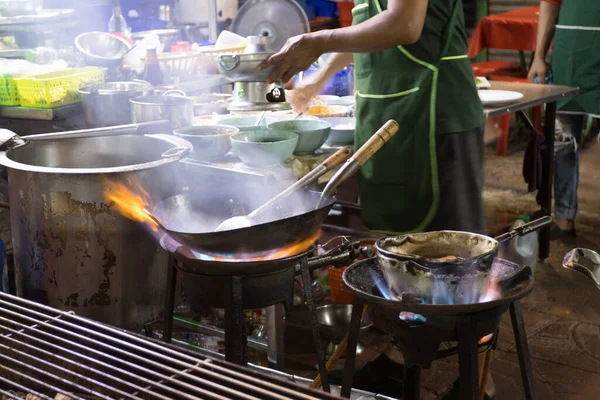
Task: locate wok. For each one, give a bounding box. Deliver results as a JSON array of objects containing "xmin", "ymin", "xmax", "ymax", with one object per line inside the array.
[{"xmin": 150, "ymin": 186, "xmax": 335, "ymax": 256}]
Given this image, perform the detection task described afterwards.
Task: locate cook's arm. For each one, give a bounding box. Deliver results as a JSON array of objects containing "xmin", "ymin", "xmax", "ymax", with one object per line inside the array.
[
  {"xmin": 305, "ymin": 53, "xmax": 354, "ymax": 88},
  {"xmin": 318, "ymin": 0, "xmax": 429, "ymax": 53},
  {"xmin": 528, "ymin": 1, "xmax": 560, "ymax": 81},
  {"xmin": 288, "ymin": 53, "xmax": 354, "ymax": 111}
]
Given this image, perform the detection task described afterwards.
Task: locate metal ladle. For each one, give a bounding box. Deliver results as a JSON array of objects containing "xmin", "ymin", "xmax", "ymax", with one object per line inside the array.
[
  {"xmin": 215, "ymin": 145, "xmax": 353, "ymax": 231},
  {"xmin": 563, "ymin": 248, "xmax": 600, "ymax": 289}
]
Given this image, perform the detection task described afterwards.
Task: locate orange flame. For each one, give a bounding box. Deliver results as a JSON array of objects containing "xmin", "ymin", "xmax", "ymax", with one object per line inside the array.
[
  {"xmin": 212, "ymin": 230, "xmax": 321, "ymax": 262},
  {"xmin": 478, "ymin": 277, "xmax": 502, "ymax": 344},
  {"xmin": 103, "ymin": 177, "xmax": 159, "ymax": 232}
]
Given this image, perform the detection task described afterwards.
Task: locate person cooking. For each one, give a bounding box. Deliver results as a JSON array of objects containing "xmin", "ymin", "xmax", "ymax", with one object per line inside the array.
[{"xmin": 258, "ymin": 0, "xmax": 486, "ymax": 235}]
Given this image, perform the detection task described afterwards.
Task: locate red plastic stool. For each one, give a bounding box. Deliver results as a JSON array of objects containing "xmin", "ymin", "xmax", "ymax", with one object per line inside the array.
[
  {"xmin": 486, "ymin": 75, "xmax": 543, "ymax": 156},
  {"xmin": 472, "ymin": 61, "xmax": 522, "ymax": 77}
]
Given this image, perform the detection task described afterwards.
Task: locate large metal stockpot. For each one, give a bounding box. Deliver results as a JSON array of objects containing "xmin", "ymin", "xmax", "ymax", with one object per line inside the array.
[
  {"xmin": 79, "ymin": 81, "xmax": 152, "ymax": 128},
  {"xmin": 0, "ymin": 134, "xmax": 192, "ymax": 330}
]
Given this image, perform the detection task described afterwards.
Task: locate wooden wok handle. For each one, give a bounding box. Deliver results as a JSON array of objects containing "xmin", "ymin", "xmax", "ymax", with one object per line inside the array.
[
  {"xmin": 322, "ymin": 146, "xmax": 353, "ymax": 170},
  {"xmin": 310, "ymin": 305, "xmax": 368, "ymax": 389},
  {"xmin": 353, "ymin": 120, "xmax": 399, "ymax": 166}
]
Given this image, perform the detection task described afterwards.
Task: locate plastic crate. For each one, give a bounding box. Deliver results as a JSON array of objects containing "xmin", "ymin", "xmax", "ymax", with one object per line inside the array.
[
  {"xmin": 0, "ymin": 76, "xmax": 20, "ymax": 106},
  {"xmin": 15, "ymin": 67, "xmax": 106, "ymax": 109}
]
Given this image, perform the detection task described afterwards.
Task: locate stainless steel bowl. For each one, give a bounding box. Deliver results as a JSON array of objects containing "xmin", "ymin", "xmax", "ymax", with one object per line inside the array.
[
  {"xmin": 76, "ymin": 31, "xmax": 132, "ymax": 67},
  {"xmin": 217, "ymin": 53, "xmax": 275, "ymax": 82},
  {"xmin": 316, "ymin": 304, "xmax": 373, "ymax": 343},
  {"xmin": 0, "ymin": 0, "xmax": 41, "ymax": 17}
]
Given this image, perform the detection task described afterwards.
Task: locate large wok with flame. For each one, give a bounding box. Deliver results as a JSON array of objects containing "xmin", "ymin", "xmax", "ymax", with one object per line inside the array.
[{"xmin": 150, "ymin": 186, "xmax": 335, "ymax": 257}]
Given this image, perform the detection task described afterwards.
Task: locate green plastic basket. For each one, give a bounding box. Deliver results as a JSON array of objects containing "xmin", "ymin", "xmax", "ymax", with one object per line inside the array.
[
  {"xmin": 14, "ymin": 67, "xmax": 106, "ymax": 109},
  {"xmin": 0, "ymin": 76, "xmax": 20, "ymax": 106}
]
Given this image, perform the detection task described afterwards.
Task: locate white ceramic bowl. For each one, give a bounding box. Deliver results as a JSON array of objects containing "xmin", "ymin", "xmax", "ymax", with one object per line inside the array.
[{"xmin": 322, "ymin": 117, "xmax": 355, "ymax": 146}]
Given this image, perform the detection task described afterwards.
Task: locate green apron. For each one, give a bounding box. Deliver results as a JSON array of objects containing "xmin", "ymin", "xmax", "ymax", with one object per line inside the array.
[
  {"xmin": 552, "ymin": 1, "xmax": 600, "ymax": 116},
  {"xmin": 352, "ymin": 0, "xmax": 483, "ymax": 233}
]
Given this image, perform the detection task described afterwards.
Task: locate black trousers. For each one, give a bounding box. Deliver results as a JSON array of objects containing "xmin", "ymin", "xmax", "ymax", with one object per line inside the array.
[{"xmin": 425, "ymin": 125, "xmax": 487, "ymax": 235}]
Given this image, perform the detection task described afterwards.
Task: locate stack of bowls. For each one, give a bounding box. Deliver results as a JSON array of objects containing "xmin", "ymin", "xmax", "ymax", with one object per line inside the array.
[
  {"xmin": 218, "ymin": 115, "xmax": 277, "ymax": 131},
  {"xmin": 173, "ymin": 124, "xmax": 239, "ymax": 160}
]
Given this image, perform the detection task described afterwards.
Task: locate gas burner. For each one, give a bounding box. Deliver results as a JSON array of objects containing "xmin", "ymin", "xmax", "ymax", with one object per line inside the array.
[
  {"xmin": 339, "ymin": 257, "xmax": 537, "ymax": 400},
  {"xmin": 159, "ymin": 235, "xmax": 364, "ymax": 394}
]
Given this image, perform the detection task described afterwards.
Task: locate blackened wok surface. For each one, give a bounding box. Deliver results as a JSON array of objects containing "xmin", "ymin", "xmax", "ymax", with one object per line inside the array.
[
  {"xmin": 343, "ymin": 258, "xmax": 533, "ymax": 316},
  {"xmin": 151, "ymin": 187, "xmax": 335, "ymax": 256}
]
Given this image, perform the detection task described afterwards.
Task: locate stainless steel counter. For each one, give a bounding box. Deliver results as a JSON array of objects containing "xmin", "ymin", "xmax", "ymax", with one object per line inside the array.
[
  {"xmin": 484, "ymin": 81, "xmax": 579, "ymax": 118},
  {"xmin": 0, "ymin": 103, "xmax": 82, "ymax": 121}
]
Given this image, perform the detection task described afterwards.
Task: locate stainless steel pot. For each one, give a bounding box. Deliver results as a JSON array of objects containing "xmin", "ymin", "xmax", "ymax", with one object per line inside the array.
[
  {"xmin": 130, "ymin": 91, "xmax": 194, "ymax": 130},
  {"xmin": 79, "ymin": 81, "xmax": 153, "ymax": 128},
  {"xmin": 0, "ymin": 133, "xmax": 192, "ymax": 330},
  {"xmin": 217, "ymin": 53, "xmax": 274, "ymax": 82},
  {"xmin": 375, "ymin": 217, "xmax": 551, "ymax": 305}
]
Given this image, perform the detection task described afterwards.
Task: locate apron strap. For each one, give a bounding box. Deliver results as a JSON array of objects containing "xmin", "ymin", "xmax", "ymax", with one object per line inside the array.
[{"xmin": 436, "ymin": 0, "xmax": 464, "ymax": 64}]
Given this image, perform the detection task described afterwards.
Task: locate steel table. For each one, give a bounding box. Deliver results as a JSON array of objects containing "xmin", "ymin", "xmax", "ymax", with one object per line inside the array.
[{"xmin": 484, "ymin": 81, "xmax": 579, "ymax": 261}]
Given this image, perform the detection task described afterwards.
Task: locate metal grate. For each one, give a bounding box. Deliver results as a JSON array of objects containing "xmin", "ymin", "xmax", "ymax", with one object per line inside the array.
[{"xmin": 0, "ymin": 292, "xmax": 340, "ymax": 400}]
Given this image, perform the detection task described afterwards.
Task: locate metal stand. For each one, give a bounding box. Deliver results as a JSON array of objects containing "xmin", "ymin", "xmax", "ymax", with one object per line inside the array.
[
  {"xmin": 300, "ymin": 258, "xmax": 331, "ymax": 393},
  {"xmin": 224, "ymin": 276, "xmax": 247, "ymax": 365},
  {"xmin": 510, "ymin": 301, "xmax": 537, "ymax": 400},
  {"xmin": 161, "ymin": 255, "xmax": 332, "ymax": 379},
  {"xmin": 539, "ymin": 101, "xmax": 557, "ymax": 261},
  {"xmin": 341, "ymin": 297, "xmax": 365, "ymax": 398},
  {"xmin": 341, "ymin": 300, "xmax": 537, "ymax": 400}
]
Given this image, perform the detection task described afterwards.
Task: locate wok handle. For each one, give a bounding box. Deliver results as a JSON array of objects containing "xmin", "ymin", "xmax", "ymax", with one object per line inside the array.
[
  {"xmin": 322, "ymin": 146, "xmax": 353, "ymax": 170},
  {"xmin": 248, "ymin": 147, "xmax": 352, "ymax": 219},
  {"xmin": 495, "ymin": 216, "xmax": 553, "ymax": 244},
  {"xmin": 352, "ymin": 120, "xmax": 399, "ymax": 166}
]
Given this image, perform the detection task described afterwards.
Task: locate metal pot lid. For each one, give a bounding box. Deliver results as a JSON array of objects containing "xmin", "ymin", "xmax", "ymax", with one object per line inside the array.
[{"xmin": 230, "ymin": 0, "xmax": 309, "ymax": 52}]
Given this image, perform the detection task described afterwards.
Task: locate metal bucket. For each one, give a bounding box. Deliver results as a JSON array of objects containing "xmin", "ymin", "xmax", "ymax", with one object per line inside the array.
[
  {"xmin": 79, "ymin": 81, "xmax": 152, "ymax": 128},
  {"xmin": 0, "ymin": 134, "xmax": 192, "ymax": 330}
]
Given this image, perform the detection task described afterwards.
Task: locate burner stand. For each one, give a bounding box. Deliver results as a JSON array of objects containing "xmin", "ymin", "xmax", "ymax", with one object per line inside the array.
[
  {"xmin": 340, "ymin": 259, "xmax": 537, "ymax": 400},
  {"xmin": 160, "ymin": 252, "xmax": 333, "ymax": 393}
]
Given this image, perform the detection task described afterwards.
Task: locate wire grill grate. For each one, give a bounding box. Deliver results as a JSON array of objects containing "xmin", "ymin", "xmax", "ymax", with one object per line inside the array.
[{"xmin": 0, "ymin": 292, "xmax": 340, "ymax": 400}]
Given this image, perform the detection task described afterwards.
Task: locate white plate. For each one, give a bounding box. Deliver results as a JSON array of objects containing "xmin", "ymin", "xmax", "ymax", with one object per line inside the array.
[{"xmin": 478, "ymin": 90, "xmax": 524, "ymax": 106}]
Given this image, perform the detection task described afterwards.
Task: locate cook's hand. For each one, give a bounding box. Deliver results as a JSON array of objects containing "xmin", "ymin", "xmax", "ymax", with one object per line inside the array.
[
  {"xmin": 528, "ymin": 58, "xmax": 547, "ymax": 83},
  {"xmin": 287, "ymin": 83, "xmax": 321, "ymax": 113},
  {"xmin": 257, "ymin": 33, "xmax": 326, "ymax": 84}
]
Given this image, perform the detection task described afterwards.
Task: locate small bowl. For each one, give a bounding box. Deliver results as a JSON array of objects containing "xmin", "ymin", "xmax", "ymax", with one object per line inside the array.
[
  {"xmin": 173, "ymin": 124, "xmax": 239, "ymax": 160},
  {"xmin": 218, "ymin": 115, "xmax": 278, "ymax": 131},
  {"xmin": 322, "ymin": 117, "xmax": 355, "ymax": 146},
  {"xmin": 267, "ymin": 119, "xmax": 331, "ymax": 154},
  {"xmin": 231, "ymin": 130, "xmax": 298, "ymax": 165}
]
